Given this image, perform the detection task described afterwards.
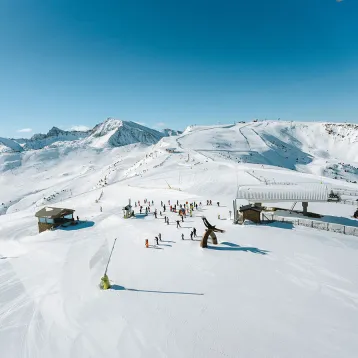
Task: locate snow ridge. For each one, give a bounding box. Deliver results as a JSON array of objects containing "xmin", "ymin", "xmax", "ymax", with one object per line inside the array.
[
  {"xmin": 15, "ymin": 127, "xmax": 90, "ymax": 150},
  {"xmin": 0, "ymin": 137, "xmax": 24, "ymax": 153},
  {"xmin": 5, "ymin": 119, "xmax": 180, "ymax": 151}
]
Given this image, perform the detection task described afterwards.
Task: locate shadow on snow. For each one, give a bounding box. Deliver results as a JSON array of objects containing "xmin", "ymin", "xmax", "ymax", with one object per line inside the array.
[
  {"xmin": 110, "ymin": 285, "xmax": 204, "ymax": 296},
  {"xmin": 264, "ymin": 221, "xmax": 294, "ymax": 230},
  {"xmin": 207, "ymin": 241, "xmax": 269, "ymax": 255},
  {"xmin": 59, "ymin": 221, "xmax": 95, "ymax": 231}
]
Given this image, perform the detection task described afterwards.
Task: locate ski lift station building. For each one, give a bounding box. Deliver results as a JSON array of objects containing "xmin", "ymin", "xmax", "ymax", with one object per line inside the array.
[
  {"xmin": 233, "ymin": 184, "xmax": 330, "ymax": 222},
  {"xmin": 35, "ymin": 207, "xmax": 75, "ymax": 233}
]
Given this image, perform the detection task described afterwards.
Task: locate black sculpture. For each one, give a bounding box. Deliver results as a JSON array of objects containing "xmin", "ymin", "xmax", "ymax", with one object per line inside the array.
[{"xmin": 200, "ymin": 216, "xmax": 225, "ymax": 248}]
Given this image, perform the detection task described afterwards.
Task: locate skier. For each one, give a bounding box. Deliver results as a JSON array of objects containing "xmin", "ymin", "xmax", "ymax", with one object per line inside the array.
[
  {"xmin": 181, "ymin": 215, "xmax": 184, "ymax": 222},
  {"xmin": 154, "ymin": 211, "xmax": 157, "ymax": 218},
  {"xmin": 100, "ymin": 206, "xmax": 103, "ymax": 212},
  {"xmin": 176, "ymin": 220, "xmax": 181, "ymax": 228},
  {"xmin": 155, "ymin": 237, "xmax": 159, "ymax": 246},
  {"xmin": 181, "ymin": 233, "xmax": 184, "ymax": 240},
  {"xmin": 177, "ymin": 200, "xmax": 179, "ymax": 205},
  {"xmin": 160, "ymin": 211, "xmax": 162, "ymax": 216},
  {"xmin": 167, "ymin": 218, "xmax": 169, "ymax": 225},
  {"xmin": 193, "ymin": 227, "xmax": 197, "ymax": 237},
  {"xmin": 163, "ymin": 204, "xmax": 166, "ymax": 212},
  {"xmin": 190, "ymin": 231, "xmax": 193, "ymax": 240},
  {"xmin": 152, "ymin": 200, "xmax": 154, "ymax": 205},
  {"xmin": 159, "ymin": 233, "xmax": 162, "ymax": 241},
  {"xmin": 161, "ymin": 200, "xmax": 163, "ymax": 206},
  {"xmin": 164, "ymin": 215, "xmax": 167, "ymax": 223},
  {"xmin": 145, "ymin": 207, "xmax": 148, "ymax": 214},
  {"xmin": 217, "ymin": 202, "xmax": 220, "ymax": 207},
  {"xmin": 140, "ymin": 207, "xmax": 142, "ymax": 214}
]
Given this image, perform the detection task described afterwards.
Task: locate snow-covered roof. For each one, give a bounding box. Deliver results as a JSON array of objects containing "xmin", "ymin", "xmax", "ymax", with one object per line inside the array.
[
  {"xmin": 236, "ymin": 184, "xmax": 329, "ymax": 202},
  {"xmin": 35, "ymin": 207, "xmax": 75, "ymax": 218}
]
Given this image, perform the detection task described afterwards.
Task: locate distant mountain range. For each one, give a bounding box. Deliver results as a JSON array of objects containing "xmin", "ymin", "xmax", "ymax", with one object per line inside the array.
[
  {"xmin": 2, "ymin": 119, "xmax": 358, "ymax": 185},
  {"xmin": 0, "ymin": 118, "xmax": 182, "ymax": 153}
]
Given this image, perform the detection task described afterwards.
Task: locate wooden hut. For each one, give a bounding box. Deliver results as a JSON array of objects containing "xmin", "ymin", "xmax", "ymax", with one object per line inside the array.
[
  {"xmin": 35, "ymin": 207, "xmax": 75, "ymax": 233},
  {"xmin": 239, "ymin": 205, "xmax": 262, "ymax": 224}
]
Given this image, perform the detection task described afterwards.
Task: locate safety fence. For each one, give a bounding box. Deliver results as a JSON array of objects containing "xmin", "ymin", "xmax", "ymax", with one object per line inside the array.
[
  {"xmin": 338, "ymin": 199, "xmax": 358, "ymax": 206},
  {"xmin": 264, "ymin": 213, "xmax": 358, "ymax": 237},
  {"xmin": 333, "ymin": 189, "xmax": 358, "ymax": 197}
]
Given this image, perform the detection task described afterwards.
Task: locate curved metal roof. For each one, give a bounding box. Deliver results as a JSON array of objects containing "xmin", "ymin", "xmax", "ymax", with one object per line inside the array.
[{"xmin": 236, "ymin": 184, "xmax": 329, "ymax": 202}]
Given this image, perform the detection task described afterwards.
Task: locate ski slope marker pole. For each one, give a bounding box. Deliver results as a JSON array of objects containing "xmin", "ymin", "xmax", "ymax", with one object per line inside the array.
[{"xmin": 104, "ymin": 238, "xmax": 117, "ymax": 276}]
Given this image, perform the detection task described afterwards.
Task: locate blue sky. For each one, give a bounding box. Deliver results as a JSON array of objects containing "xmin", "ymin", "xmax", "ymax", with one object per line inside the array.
[{"xmin": 0, "ymin": 0, "xmax": 357, "ymax": 137}]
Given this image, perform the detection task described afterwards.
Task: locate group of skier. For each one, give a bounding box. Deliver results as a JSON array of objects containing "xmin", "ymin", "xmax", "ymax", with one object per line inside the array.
[{"xmin": 134, "ymin": 197, "xmax": 203, "ymax": 246}]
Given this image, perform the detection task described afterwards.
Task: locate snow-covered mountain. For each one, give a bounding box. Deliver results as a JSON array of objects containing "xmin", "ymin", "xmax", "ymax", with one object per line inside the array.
[
  {"xmin": 14, "ymin": 126, "xmax": 90, "ymax": 150},
  {"xmin": 161, "ymin": 128, "xmax": 183, "ymax": 136},
  {"xmin": 84, "ymin": 119, "xmax": 165, "ymax": 148},
  {"xmin": 173, "ymin": 121, "xmax": 358, "ymax": 183},
  {"xmin": 0, "ymin": 137, "xmax": 24, "ymax": 153},
  {"xmin": 6, "ymin": 119, "xmax": 180, "ymax": 151},
  {"xmin": 2, "ymin": 119, "xmax": 358, "ymax": 183}
]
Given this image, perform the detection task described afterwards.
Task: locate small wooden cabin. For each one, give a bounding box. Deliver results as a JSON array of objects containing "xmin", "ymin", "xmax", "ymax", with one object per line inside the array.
[
  {"xmin": 35, "ymin": 207, "xmax": 75, "ymax": 233},
  {"xmin": 239, "ymin": 205, "xmax": 262, "ymax": 224},
  {"xmin": 165, "ymin": 148, "xmax": 176, "ymax": 153}
]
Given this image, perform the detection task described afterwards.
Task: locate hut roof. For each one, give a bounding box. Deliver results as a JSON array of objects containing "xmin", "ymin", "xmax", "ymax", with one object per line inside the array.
[
  {"xmin": 239, "ymin": 205, "xmax": 262, "ymax": 212},
  {"xmin": 35, "ymin": 207, "xmax": 75, "ymax": 219}
]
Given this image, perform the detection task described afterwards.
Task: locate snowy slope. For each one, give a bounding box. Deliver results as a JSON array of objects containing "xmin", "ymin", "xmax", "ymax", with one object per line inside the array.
[
  {"xmin": 175, "ymin": 121, "xmax": 358, "ymax": 183},
  {"xmin": 1, "ymin": 120, "xmax": 358, "ymax": 358},
  {"xmin": 0, "ymin": 137, "xmax": 24, "ymax": 153}
]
